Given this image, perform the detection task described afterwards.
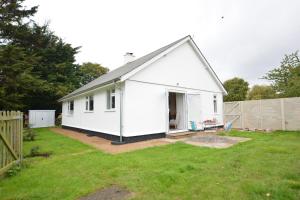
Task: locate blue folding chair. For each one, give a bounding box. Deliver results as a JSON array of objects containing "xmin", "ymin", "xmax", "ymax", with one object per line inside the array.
[
  {"xmin": 224, "ymin": 122, "xmax": 233, "ymax": 131},
  {"xmin": 189, "ymin": 121, "xmax": 197, "ymax": 131}
]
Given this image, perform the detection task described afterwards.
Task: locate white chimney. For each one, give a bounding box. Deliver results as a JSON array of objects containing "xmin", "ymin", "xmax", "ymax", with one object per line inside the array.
[{"xmin": 124, "ymin": 52, "xmax": 135, "ymax": 63}]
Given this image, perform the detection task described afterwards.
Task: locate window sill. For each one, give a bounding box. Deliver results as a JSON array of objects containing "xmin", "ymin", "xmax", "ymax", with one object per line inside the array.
[
  {"xmin": 105, "ymin": 109, "xmax": 116, "ymax": 112},
  {"xmin": 84, "ymin": 111, "xmax": 94, "ymax": 113}
]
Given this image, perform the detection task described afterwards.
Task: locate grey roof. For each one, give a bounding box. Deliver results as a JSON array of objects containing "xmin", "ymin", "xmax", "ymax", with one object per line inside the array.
[{"xmin": 60, "ymin": 35, "xmax": 190, "ymax": 101}]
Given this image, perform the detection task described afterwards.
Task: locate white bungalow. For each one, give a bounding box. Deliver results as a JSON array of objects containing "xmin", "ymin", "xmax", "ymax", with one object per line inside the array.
[{"xmin": 59, "ymin": 35, "xmax": 227, "ymax": 143}]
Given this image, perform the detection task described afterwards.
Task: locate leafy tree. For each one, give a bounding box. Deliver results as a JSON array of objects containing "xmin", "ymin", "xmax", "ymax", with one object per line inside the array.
[
  {"xmin": 263, "ymin": 51, "xmax": 300, "ymax": 97},
  {"xmin": 20, "ymin": 23, "xmax": 80, "ymax": 111},
  {"xmin": 0, "ymin": 0, "xmax": 42, "ymax": 110},
  {"xmin": 285, "ymin": 66, "xmax": 300, "ymax": 97},
  {"xmin": 1, "ymin": 0, "xmax": 109, "ymax": 111},
  {"xmin": 247, "ymin": 85, "xmax": 276, "ymax": 100},
  {"xmin": 0, "ymin": 44, "xmax": 45, "ymax": 110},
  {"xmin": 0, "ymin": 0, "xmax": 38, "ymax": 45},
  {"xmin": 223, "ymin": 77, "xmax": 249, "ymax": 102},
  {"xmin": 0, "ymin": 0, "xmax": 102, "ymax": 112},
  {"xmin": 77, "ymin": 62, "xmax": 109, "ymax": 86}
]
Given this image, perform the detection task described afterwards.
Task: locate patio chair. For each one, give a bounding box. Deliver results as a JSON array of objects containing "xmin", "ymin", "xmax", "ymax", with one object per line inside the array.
[
  {"xmin": 224, "ymin": 122, "xmax": 233, "ymax": 131},
  {"xmin": 170, "ymin": 112, "xmax": 180, "ymax": 129},
  {"xmin": 189, "ymin": 121, "xmax": 204, "ymax": 131}
]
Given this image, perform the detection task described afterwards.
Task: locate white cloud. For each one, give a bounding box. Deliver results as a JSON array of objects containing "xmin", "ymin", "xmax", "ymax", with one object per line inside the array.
[{"xmin": 25, "ymin": 0, "xmax": 300, "ymax": 85}]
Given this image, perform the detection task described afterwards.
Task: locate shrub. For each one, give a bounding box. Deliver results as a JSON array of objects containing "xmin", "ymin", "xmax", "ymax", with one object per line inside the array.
[
  {"xmin": 5, "ymin": 161, "xmax": 31, "ymax": 178},
  {"xmin": 55, "ymin": 114, "xmax": 62, "ymax": 126},
  {"xmin": 29, "ymin": 146, "xmax": 40, "ymax": 157},
  {"xmin": 23, "ymin": 128, "xmax": 36, "ymax": 141},
  {"xmin": 27, "ymin": 146, "xmax": 52, "ymax": 158},
  {"xmin": 6, "ymin": 163, "xmax": 22, "ymax": 177}
]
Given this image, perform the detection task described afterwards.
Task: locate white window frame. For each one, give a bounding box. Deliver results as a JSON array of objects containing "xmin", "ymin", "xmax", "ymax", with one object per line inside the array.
[
  {"xmin": 106, "ymin": 88, "xmax": 116, "ymax": 110},
  {"xmin": 213, "ymin": 95, "xmax": 217, "ymax": 113},
  {"xmin": 67, "ymin": 100, "xmax": 74, "ymax": 114},
  {"xmin": 85, "ymin": 95, "xmax": 94, "ymax": 112}
]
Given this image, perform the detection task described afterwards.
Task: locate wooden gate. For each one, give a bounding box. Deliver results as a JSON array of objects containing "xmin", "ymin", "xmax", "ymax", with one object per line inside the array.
[
  {"xmin": 224, "ymin": 101, "xmax": 242, "ymax": 128},
  {"xmin": 0, "ymin": 111, "xmax": 23, "ymax": 175}
]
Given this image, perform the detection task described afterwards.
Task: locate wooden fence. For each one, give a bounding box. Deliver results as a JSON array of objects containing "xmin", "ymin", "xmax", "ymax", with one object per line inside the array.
[
  {"xmin": 224, "ymin": 97, "xmax": 300, "ymax": 131},
  {"xmin": 0, "ymin": 111, "xmax": 23, "ymax": 175}
]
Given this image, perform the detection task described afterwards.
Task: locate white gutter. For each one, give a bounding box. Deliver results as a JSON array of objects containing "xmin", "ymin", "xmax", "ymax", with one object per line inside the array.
[{"xmin": 59, "ymin": 82, "xmax": 115, "ymax": 102}]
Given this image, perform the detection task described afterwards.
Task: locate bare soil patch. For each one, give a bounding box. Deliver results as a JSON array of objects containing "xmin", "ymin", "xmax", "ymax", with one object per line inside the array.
[{"xmin": 79, "ymin": 186, "xmax": 132, "ymax": 200}]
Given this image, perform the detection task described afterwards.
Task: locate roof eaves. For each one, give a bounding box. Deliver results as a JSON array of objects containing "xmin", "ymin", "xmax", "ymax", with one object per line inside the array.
[
  {"xmin": 58, "ymin": 78, "xmax": 120, "ymax": 102},
  {"xmin": 188, "ymin": 37, "xmax": 227, "ymax": 95}
]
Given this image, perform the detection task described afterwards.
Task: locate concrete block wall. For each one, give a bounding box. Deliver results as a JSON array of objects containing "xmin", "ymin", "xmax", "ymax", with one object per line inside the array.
[{"xmin": 224, "ymin": 97, "xmax": 300, "ymax": 131}]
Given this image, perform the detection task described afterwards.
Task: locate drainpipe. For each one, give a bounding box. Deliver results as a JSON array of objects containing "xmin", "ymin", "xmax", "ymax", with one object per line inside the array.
[
  {"xmin": 119, "ymin": 84, "xmax": 123, "ymax": 143},
  {"xmin": 111, "ymin": 80, "xmax": 125, "ymax": 145}
]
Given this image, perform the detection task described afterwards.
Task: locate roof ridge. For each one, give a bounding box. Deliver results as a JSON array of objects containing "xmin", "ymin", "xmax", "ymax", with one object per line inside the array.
[{"xmin": 101, "ymin": 35, "xmax": 190, "ymax": 75}]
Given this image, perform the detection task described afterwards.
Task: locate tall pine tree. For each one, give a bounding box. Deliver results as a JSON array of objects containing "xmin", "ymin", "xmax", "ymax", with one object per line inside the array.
[
  {"xmin": 0, "ymin": 0, "xmax": 80, "ymax": 111},
  {"xmin": 1, "ymin": 0, "xmax": 109, "ymax": 111},
  {"xmin": 0, "ymin": 0, "xmax": 42, "ymax": 110}
]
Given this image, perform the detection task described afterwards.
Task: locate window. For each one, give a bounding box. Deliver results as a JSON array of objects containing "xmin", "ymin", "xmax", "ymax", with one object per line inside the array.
[
  {"xmin": 213, "ymin": 95, "xmax": 217, "ymax": 113},
  {"xmin": 85, "ymin": 95, "xmax": 94, "ymax": 111},
  {"xmin": 70, "ymin": 101, "xmax": 74, "ymax": 111},
  {"xmin": 89, "ymin": 96, "xmax": 94, "ymax": 111},
  {"xmin": 106, "ymin": 88, "xmax": 116, "ymax": 110},
  {"xmin": 85, "ymin": 97, "xmax": 89, "ymax": 110},
  {"xmin": 68, "ymin": 100, "xmax": 74, "ymax": 113}
]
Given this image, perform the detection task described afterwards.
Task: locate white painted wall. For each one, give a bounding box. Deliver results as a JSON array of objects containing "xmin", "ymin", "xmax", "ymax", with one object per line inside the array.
[
  {"xmin": 61, "ymin": 40, "xmax": 225, "ymax": 138},
  {"xmin": 123, "ymin": 80, "xmax": 223, "ymax": 137},
  {"xmin": 122, "ymin": 41, "xmax": 224, "ymax": 137},
  {"xmin": 129, "ymin": 41, "xmax": 222, "ymax": 93},
  {"xmin": 62, "ymin": 84, "xmax": 121, "ymax": 136},
  {"xmin": 122, "ymin": 81, "xmax": 167, "ymax": 136}
]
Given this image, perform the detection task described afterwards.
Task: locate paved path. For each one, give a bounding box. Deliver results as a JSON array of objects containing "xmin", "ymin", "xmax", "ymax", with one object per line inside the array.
[{"xmin": 50, "ymin": 128, "xmax": 170, "ymax": 154}]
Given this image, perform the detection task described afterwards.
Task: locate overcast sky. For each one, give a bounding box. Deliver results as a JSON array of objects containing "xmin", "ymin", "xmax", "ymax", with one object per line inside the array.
[{"xmin": 25, "ymin": 0, "xmax": 300, "ymax": 86}]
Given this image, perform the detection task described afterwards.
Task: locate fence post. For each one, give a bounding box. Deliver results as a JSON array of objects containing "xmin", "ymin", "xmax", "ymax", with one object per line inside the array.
[
  {"xmin": 20, "ymin": 112, "xmax": 23, "ymax": 162},
  {"xmin": 240, "ymin": 101, "xmax": 244, "ymax": 129},
  {"xmin": 280, "ymin": 98, "xmax": 286, "ymax": 131},
  {"xmin": 260, "ymin": 100, "xmax": 263, "ymax": 129},
  {"xmin": 0, "ymin": 111, "xmax": 23, "ymax": 175}
]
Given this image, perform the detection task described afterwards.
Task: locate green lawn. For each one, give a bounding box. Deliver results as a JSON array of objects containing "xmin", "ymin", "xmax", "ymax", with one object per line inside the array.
[{"xmin": 0, "ymin": 129, "xmax": 299, "ymax": 200}]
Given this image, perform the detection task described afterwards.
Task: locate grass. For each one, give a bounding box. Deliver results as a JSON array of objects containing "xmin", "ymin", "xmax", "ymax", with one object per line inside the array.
[{"xmin": 0, "ymin": 129, "xmax": 299, "ymax": 200}]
